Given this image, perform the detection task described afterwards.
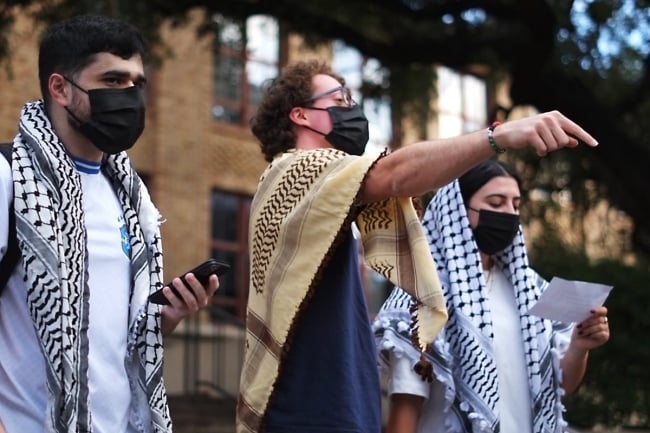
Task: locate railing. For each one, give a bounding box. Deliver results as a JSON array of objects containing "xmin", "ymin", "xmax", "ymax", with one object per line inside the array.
[{"xmin": 164, "ymin": 306, "xmax": 246, "ymax": 401}]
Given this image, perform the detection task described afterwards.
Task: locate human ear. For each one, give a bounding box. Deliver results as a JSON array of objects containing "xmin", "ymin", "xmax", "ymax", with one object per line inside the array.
[
  {"xmin": 289, "ymin": 106, "xmax": 308, "ymax": 125},
  {"xmin": 48, "ymin": 73, "xmax": 70, "ymax": 107}
]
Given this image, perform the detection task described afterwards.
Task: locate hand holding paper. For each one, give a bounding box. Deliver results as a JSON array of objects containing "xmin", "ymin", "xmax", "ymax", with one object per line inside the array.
[{"xmin": 527, "ymin": 277, "xmax": 613, "ymax": 323}]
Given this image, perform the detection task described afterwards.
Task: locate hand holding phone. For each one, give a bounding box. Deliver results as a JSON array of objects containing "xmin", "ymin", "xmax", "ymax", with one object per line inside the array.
[{"xmin": 149, "ymin": 259, "xmax": 230, "ymax": 305}]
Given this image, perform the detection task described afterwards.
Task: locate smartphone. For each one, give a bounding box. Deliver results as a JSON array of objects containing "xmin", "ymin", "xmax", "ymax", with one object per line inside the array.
[{"xmin": 148, "ymin": 259, "xmax": 230, "ymax": 305}]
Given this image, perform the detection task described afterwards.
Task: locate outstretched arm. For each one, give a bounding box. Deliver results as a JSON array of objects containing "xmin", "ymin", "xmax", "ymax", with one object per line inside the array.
[{"xmin": 359, "ymin": 111, "xmax": 598, "ymax": 203}]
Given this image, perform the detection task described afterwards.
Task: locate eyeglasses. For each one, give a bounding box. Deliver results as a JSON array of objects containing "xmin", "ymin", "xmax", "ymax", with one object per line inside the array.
[{"xmin": 303, "ymin": 86, "xmax": 355, "ymax": 107}]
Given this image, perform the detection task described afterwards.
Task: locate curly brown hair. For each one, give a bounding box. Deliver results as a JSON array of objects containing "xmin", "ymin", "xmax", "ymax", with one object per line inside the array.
[{"xmin": 250, "ymin": 60, "xmax": 345, "ymax": 162}]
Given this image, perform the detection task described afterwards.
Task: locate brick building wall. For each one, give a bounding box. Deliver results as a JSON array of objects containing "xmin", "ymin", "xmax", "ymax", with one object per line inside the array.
[
  {"xmin": 138, "ymin": 10, "xmax": 267, "ymax": 279},
  {"xmin": 0, "ymin": 12, "xmax": 42, "ymax": 140}
]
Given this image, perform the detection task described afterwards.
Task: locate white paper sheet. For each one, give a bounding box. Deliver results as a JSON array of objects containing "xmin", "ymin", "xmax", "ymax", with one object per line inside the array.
[{"xmin": 526, "ymin": 277, "xmax": 613, "ymax": 323}]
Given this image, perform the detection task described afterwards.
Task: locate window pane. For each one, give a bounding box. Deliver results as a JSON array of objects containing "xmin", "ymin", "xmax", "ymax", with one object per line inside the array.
[
  {"xmin": 246, "ymin": 15, "xmax": 279, "ymax": 115},
  {"xmin": 437, "ymin": 66, "xmax": 462, "ymax": 114},
  {"xmin": 438, "ymin": 112, "xmax": 463, "ymax": 138},
  {"xmin": 213, "ymin": 16, "xmax": 245, "ymax": 123},
  {"xmin": 211, "ymin": 191, "xmax": 239, "ymax": 242},
  {"xmin": 248, "ymin": 63, "xmax": 276, "ymax": 106},
  {"xmin": 214, "ymin": 56, "xmax": 243, "ymax": 101},
  {"xmin": 462, "ymin": 74, "xmax": 487, "ymax": 126},
  {"xmin": 333, "ymin": 40, "xmax": 363, "ymax": 90},
  {"xmin": 211, "ymin": 190, "xmax": 252, "ymax": 320},
  {"xmin": 215, "ymin": 15, "xmax": 243, "ymax": 49},
  {"xmin": 246, "ymin": 16, "xmax": 278, "ymax": 65},
  {"xmin": 213, "ymin": 14, "xmax": 278, "ymax": 125},
  {"xmin": 437, "ymin": 66, "xmax": 487, "ymax": 137}
]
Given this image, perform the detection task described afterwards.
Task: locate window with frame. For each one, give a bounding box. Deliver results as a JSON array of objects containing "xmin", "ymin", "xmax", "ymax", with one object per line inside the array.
[
  {"xmin": 332, "ymin": 40, "xmax": 392, "ymax": 157},
  {"xmin": 436, "ymin": 66, "xmax": 487, "ymax": 138},
  {"xmin": 212, "ymin": 14, "xmax": 279, "ymax": 125},
  {"xmin": 210, "ymin": 190, "xmax": 252, "ymax": 322}
]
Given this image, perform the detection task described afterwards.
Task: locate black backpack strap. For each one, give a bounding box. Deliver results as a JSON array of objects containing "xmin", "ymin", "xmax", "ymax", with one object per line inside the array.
[{"xmin": 0, "ymin": 142, "xmax": 19, "ymax": 293}]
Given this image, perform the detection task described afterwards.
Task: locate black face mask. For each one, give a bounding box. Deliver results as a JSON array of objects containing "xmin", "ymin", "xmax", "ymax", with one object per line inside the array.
[
  {"xmin": 303, "ymin": 104, "xmax": 369, "ymax": 155},
  {"xmin": 64, "ymin": 78, "xmax": 145, "ymax": 154},
  {"xmin": 469, "ymin": 208, "xmax": 520, "ymax": 255}
]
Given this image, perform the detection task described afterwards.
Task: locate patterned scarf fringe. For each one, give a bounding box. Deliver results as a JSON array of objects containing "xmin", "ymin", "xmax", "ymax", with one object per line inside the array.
[{"xmin": 408, "ymin": 298, "xmax": 434, "ymax": 382}]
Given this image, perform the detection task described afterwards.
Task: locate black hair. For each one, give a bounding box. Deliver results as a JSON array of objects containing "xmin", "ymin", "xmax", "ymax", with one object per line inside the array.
[
  {"xmin": 458, "ymin": 159, "xmax": 522, "ymax": 205},
  {"xmin": 38, "ymin": 14, "xmax": 148, "ymax": 108}
]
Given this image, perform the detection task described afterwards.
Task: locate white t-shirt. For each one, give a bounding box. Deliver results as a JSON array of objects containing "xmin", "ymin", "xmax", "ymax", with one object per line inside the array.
[
  {"xmin": 388, "ymin": 266, "xmax": 533, "ymax": 433},
  {"xmin": 0, "ymin": 155, "xmax": 139, "ymax": 433}
]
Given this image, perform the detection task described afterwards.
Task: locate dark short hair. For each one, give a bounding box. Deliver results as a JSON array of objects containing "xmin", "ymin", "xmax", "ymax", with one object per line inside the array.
[
  {"xmin": 250, "ymin": 60, "xmax": 345, "ymax": 162},
  {"xmin": 458, "ymin": 159, "xmax": 522, "ymax": 205},
  {"xmin": 38, "ymin": 14, "xmax": 148, "ymax": 108}
]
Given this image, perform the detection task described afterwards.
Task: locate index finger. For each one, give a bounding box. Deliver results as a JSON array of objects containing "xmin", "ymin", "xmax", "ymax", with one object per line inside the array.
[
  {"xmin": 207, "ymin": 274, "xmax": 220, "ymax": 297},
  {"xmin": 558, "ymin": 117, "xmax": 598, "ymax": 147}
]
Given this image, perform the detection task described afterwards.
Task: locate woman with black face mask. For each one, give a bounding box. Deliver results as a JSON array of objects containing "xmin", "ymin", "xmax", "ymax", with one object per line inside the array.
[{"xmin": 373, "ymin": 159, "xmax": 610, "ymax": 433}]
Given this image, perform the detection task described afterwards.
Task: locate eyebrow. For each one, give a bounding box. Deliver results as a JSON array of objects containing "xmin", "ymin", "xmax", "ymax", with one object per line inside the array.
[
  {"xmin": 485, "ymin": 193, "xmax": 521, "ymax": 201},
  {"xmin": 101, "ymin": 69, "xmax": 147, "ymax": 85},
  {"xmin": 305, "ymin": 85, "xmax": 346, "ymax": 102}
]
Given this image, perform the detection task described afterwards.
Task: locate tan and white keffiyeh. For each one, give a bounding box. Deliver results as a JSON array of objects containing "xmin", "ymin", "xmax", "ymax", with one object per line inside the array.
[
  {"xmin": 11, "ymin": 100, "xmax": 170, "ymax": 432},
  {"xmin": 237, "ymin": 148, "xmax": 447, "ymax": 433}
]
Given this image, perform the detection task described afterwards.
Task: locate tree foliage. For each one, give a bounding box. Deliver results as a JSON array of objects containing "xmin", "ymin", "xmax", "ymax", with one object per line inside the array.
[{"xmin": 1, "ymin": 0, "xmax": 650, "ymax": 426}]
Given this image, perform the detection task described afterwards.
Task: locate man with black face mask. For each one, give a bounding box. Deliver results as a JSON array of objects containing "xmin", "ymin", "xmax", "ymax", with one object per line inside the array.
[
  {"xmin": 63, "ymin": 76, "xmax": 146, "ymax": 154},
  {"xmin": 238, "ymin": 60, "xmax": 599, "ymax": 433},
  {"xmin": 0, "ymin": 15, "xmax": 219, "ymax": 433},
  {"xmin": 374, "ymin": 160, "xmax": 610, "ymax": 433}
]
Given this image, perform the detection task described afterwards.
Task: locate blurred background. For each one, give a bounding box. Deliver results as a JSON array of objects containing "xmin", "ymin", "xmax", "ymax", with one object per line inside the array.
[{"xmin": 1, "ymin": 1, "xmax": 648, "ymax": 431}]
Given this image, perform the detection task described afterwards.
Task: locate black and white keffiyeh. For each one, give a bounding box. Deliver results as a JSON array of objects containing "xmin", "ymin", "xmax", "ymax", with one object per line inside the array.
[
  {"xmin": 10, "ymin": 100, "xmax": 171, "ymax": 432},
  {"xmin": 373, "ymin": 179, "xmax": 573, "ymax": 433}
]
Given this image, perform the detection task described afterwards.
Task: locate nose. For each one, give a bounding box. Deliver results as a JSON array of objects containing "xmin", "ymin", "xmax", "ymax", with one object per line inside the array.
[{"xmin": 503, "ymin": 202, "xmax": 518, "ymax": 214}]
